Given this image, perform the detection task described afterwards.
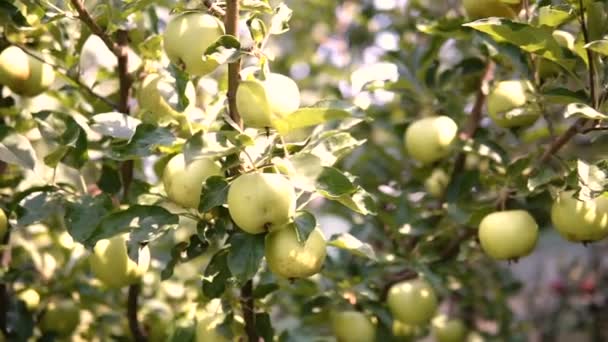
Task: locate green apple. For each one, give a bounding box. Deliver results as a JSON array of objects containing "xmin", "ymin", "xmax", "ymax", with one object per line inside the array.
[
  {"xmin": 478, "ymin": 210, "xmax": 538, "ymax": 260},
  {"xmin": 432, "ymin": 315, "xmax": 468, "ymax": 342},
  {"xmin": 196, "ymin": 315, "xmax": 228, "ymax": 342},
  {"xmin": 331, "ymin": 311, "xmax": 376, "ymax": 342},
  {"xmin": 265, "ymin": 224, "xmax": 326, "ymax": 279},
  {"xmin": 0, "ymin": 46, "xmax": 55, "ymax": 97},
  {"xmin": 487, "ymin": 80, "xmax": 540, "ymax": 128},
  {"xmin": 40, "ymin": 300, "xmax": 80, "ymax": 336},
  {"xmin": 227, "ymin": 173, "xmax": 296, "ymax": 234},
  {"xmin": 236, "ymin": 73, "xmax": 301, "ymax": 128},
  {"xmin": 0, "ymin": 209, "xmax": 7, "ymax": 241},
  {"xmin": 393, "ymin": 320, "xmax": 418, "ymax": 340},
  {"xmin": 163, "ymin": 12, "xmax": 225, "ymax": 76},
  {"xmin": 425, "ymin": 169, "xmax": 449, "ymax": 198},
  {"xmin": 163, "ymin": 153, "xmax": 222, "ymax": 209},
  {"xmin": 462, "ymin": 0, "xmax": 520, "ymax": 19},
  {"xmin": 137, "ymin": 73, "xmax": 196, "ymax": 126},
  {"xmin": 89, "ymin": 233, "xmax": 150, "ymax": 288},
  {"xmin": 387, "ymin": 278, "xmax": 438, "ymax": 325},
  {"xmin": 17, "ymin": 288, "xmax": 40, "ymax": 310},
  {"xmin": 404, "ymin": 116, "xmax": 458, "ymax": 164},
  {"xmin": 551, "ymin": 191, "xmax": 608, "ymax": 243}
]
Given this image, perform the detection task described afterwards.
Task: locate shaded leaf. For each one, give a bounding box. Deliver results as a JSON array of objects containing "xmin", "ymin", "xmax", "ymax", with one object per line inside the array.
[
  {"xmin": 199, "ymin": 176, "xmax": 230, "ymax": 213},
  {"xmin": 328, "ymin": 233, "xmax": 377, "ymax": 260},
  {"xmin": 227, "ymin": 233, "xmax": 265, "ymax": 284}
]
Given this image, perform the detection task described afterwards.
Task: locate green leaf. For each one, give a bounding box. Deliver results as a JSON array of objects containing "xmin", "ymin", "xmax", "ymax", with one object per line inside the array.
[
  {"xmin": 97, "ymin": 163, "xmax": 122, "ymax": 194},
  {"xmin": 328, "ymin": 233, "xmax": 377, "ymax": 261},
  {"xmin": 253, "ymin": 283, "xmax": 279, "ymax": 299},
  {"xmin": 138, "ymin": 35, "xmax": 163, "ymax": 60},
  {"xmin": 541, "ymin": 88, "xmax": 588, "ymax": 104},
  {"xmin": 274, "ymin": 101, "xmax": 364, "ymax": 135},
  {"xmin": 110, "ymin": 124, "xmax": 176, "ymax": 160},
  {"xmin": 65, "ymin": 195, "xmax": 114, "ymax": 243},
  {"xmin": 336, "ymin": 188, "xmax": 377, "ymax": 216},
  {"xmin": 416, "ymin": 17, "xmax": 469, "ymax": 38},
  {"xmin": 241, "ymin": 0, "xmax": 273, "ymax": 13},
  {"xmin": 269, "ymin": 3, "xmax": 292, "ymax": 34},
  {"xmin": 577, "ymin": 159, "xmax": 607, "ymax": 198},
  {"xmin": 585, "ymin": 40, "xmax": 608, "ymax": 56},
  {"xmin": 255, "ymin": 312, "xmax": 274, "ymax": 342},
  {"xmin": 289, "ymin": 153, "xmax": 324, "ymax": 191},
  {"xmin": 184, "ymin": 131, "xmax": 239, "ymax": 160},
  {"xmin": 0, "ymin": 0, "xmax": 28, "ymax": 26},
  {"xmin": 203, "ymin": 35, "xmax": 243, "ymax": 65},
  {"xmin": 527, "ymin": 168, "xmax": 558, "ymax": 192},
  {"xmin": 307, "ymin": 132, "xmax": 366, "ymax": 166},
  {"xmin": 316, "ymin": 167, "xmax": 357, "ymax": 198},
  {"xmin": 91, "ymin": 112, "xmax": 141, "ymax": 139},
  {"xmin": 293, "ymin": 211, "xmax": 316, "ymax": 243},
  {"xmin": 564, "ymin": 103, "xmax": 608, "ymax": 120},
  {"xmin": 247, "ymin": 17, "xmax": 267, "ymax": 44},
  {"xmin": 464, "ymin": 18, "xmax": 576, "ymax": 70},
  {"xmin": 199, "ymin": 176, "xmax": 230, "ymax": 213},
  {"xmin": 226, "ymin": 233, "xmax": 265, "ymax": 284},
  {"xmin": 537, "ymin": 6, "xmax": 573, "ymax": 27},
  {"xmin": 16, "ymin": 190, "xmax": 63, "ymax": 227},
  {"xmin": 0, "ymin": 132, "xmax": 37, "ymax": 170},
  {"xmin": 203, "ymin": 249, "xmax": 232, "ymax": 298}
]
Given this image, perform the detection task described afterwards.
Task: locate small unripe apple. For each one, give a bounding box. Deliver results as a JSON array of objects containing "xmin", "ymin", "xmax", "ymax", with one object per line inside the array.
[
  {"xmin": 551, "ymin": 191, "xmax": 608, "ymax": 243},
  {"xmin": 265, "ymin": 224, "xmax": 326, "ymax": 279},
  {"xmin": 392, "ymin": 320, "xmax": 418, "ymax": 339},
  {"xmin": 17, "ymin": 288, "xmax": 40, "ymax": 310},
  {"xmin": 487, "ymin": 80, "xmax": 540, "ymax": 128},
  {"xmin": 89, "ymin": 234, "xmax": 150, "ymax": 288},
  {"xmin": 0, "ymin": 46, "xmax": 55, "ymax": 97},
  {"xmin": 227, "ymin": 173, "xmax": 296, "ymax": 234},
  {"xmin": 0, "ymin": 209, "xmax": 7, "ymax": 241},
  {"xmin": 40, "ymin": 300, "xmax": 80, "ymax": 336},
  {"xmin": 387, "ymin": 278, "xmax": 438, "ymax": 325},
  {"xmin": 404, "ymin": 116, "xmax": 458, "ymax": 164},
  {"xmin": 478, "ymin": 210, "xmax": 538, "ymax": 260},
  {"xmin": 463, "ymin": 0, "xmax": 520, "ymax": 19},
  {"xmin": 425, "ymin": 169, "xmax": 449, "ymax": 198},
  {"xmin": 163, "ymin": 13, "xmax": 225, "ymax": 76},
  {"xmin": 236, "ymin": 73, "xmax": 301, "ymax": 128},
  {"xmin": 137, "ymin": 73, "xmax": 196, "ymax": 125},
  {"xmin": 331, "ymin": 310, "xmax": 376, "ymax": 342},
  {"xmin": 432, "ymin": 315, "xmax": 468, "ymax": 342},
  {"xmin": 163, "ymin": 153, "xmax": 222, "ymax": 209},
  {"xmin": 196, "ymin": 315, "xmax": 228, "ymax": 342}
]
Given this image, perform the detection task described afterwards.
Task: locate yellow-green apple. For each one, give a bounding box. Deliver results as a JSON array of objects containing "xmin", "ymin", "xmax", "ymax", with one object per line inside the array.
[
  {"xmin": 404, "ymin": 116, "xmax": 458, "ymax": 164},
  {"xmin": 425, "ymin": 169, "xmax": 449, "ymax": 198},
  {"xmin": 265, "ymin": 224, "xmax": 326, "ymax": 278},
  {"xmin": 487, "ymin": 80, "xmax": 540, "ymax": 128},
  {"xmin": 387, "ymin": 278, "xmax": 438, "ymax": 325},
  {"xmin": 0, "ymin": 46, "xmax": 55, "ymax": 97},
  {"xmin": 17, "ymin": 288, "xmax": 40, "ymax": 310},
  {"xmin": 227, "ymin": 173, "xmax": 296, "ymax": 234},
  {"xmin": 432, "ymin": 315, "xmax": 468, "ymax": 342},
  {"xmin": 236, "ymin": 73, "xmax": 300, "ymax": 128},
  {"xmin": 89, "ymin": 233, "xmax": 150, "ymax": 288},
  {"xmin": 137, "ymin": 73, "xmax": 196, "ymax": 127},
  {"xmin": 40, "ymin": 300, "xmax": 80, "ymax": 336},
  {"xmin": 551, "ymin": 191, "xmax": 608, "ymax": 242},
  {"xmin": 163, "ymin": 13, "xmax": 225, "ymax": 76},
  {"xmin": 331, "ymin": 310, "xmax": 376, "ymax": 342},
  {"xmin": 478, "ymin": 210, "xmax": 538, "ymax": 260},
  {"xmin": 163, "ymin": 153, "xmax": 222, "ymax": 209}
]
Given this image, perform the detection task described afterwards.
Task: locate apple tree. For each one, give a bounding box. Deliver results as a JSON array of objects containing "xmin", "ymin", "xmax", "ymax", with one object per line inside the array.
[{"xmin": 0, "ymin": 0, "xmax": 608, "ymax": 341}]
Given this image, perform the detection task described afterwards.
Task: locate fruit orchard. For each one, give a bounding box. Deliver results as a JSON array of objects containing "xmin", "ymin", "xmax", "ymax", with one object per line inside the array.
[{"xmin": 1, "ymin": 0, "xmax": 608, "ymax": 341}]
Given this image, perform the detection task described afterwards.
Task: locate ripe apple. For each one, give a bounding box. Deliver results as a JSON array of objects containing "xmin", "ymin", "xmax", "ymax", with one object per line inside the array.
[
  {"xmin": 478, "ymin": 210, "xmax": 538, "ymax": 260},
  {"xmin": 196, "ymin": 315, "xmax": 228, "ymax": 342},
  {"xmin": 0, "ymin": 46, "xmax": 55, "ymax": 97},
  {"xmin": 462, "ymin": 0, "xmax": 520, "ymax": 19},
  {"xmin": 227, "ymin": 173, "xmax": 296, "ymax": 234},
  {"xmin": 331, "ymin": 311, "xmax": 376, "ymax": 342},
  {"xmin": 40, "ymin": 300, "xmax": 80, "ymax": 336},
  {"xmin": 393, "ymin": 320, "xmax": 418, "ymax": 339},
  {"xmin": 163, "ymin": 153, "xmax": 222, "ymax": 209},
  {"xmin": 89, "ymin": 233, "xmax": 151, "ymax": 288},
  {"xmin": 425, "ymin": 169, "xmax": 449, "ymax": 198},
  {"xmin": 432, "ymin": 315, "xmax": 468, "ymax": 342},
  {"xmin": 487, "ymin": 80, "xmax": 540, "ymax": 128},
  {"xmin": 551, "ymin": 191, "xmax": 608, "ymax": 242},
  {"xmin": 137, "ymin": 73, "xmax": 196, "ymax": 126},
  {"xmin": 0, "ymin": 209, "xmax": 7, "ymax": 241},
  {"xmin": 17, "ymin": 288, "xmax": 40, "ymax": 310},
  {"xmin": 236, "ymin": 73, "xmax": 301, "ymax": 128},
  {"xmin": 265, "ymin": 224, "xmax": 326, "ymax": 279},
  {"xmin": 163, "ymin": 13, "xmax": 225, "ymax": 76},
  {"xmin": 404, "ymin": 116, "xmax": 458, "ymax": 164},
  {"xmin": 387, "ymin": 278, "xmax": 438, "ymax": 325}
]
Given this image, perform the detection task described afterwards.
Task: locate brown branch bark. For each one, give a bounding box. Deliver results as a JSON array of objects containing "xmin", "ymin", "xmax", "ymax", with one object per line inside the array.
[
  {"xmin": 241, "ymin": 280, "xmax": 257, "ymax": 342},
  {"xmin": 127, "ymin": 284, "xmax": 147, "ymax": 342},
  {"xmin": 70, "ymin": 0, "xmax": 118, "ymax": 54},
  {"xmin": 203, "ymin": 0, "xmax": 226, "ymax": 18},
  {"xmin": 0, "ymin": 227, "xmax": 11, "ymax": 335},
  {"xmin": 225, "ymin": 0, "xmax": 243, "ymax": 128}
]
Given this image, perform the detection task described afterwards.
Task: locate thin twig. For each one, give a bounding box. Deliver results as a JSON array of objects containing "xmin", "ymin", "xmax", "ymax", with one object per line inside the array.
[
  {"xmin": 203, "ymin": 0, "xmax": 226, "ymax": 18},
  {"xmin": 69, "ymin": 0, "xmax": 118, "ymax": 55},
  {"xmin": 127, "ymin": 284, "xmax": 147, "ymax": 342}
]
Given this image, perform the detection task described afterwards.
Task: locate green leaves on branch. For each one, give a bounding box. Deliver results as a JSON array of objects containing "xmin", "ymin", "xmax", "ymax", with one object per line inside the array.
[
  {"xmin": 564, "ymin": 103, "xmax": 608, "ymax": 120},
  {"xmin": 274, "ymin": 100, "xmax": 366, "ymax": 135},
  {"xmin": 0, "ymin": 127, "xmax": 37, "ymax": 170},
  {"xmin": 316, "ymin": 167, "xmax": 377, "ymax": 215},
  {"xmin": 328, "ymin": 233, "xmax": 377, "ymax": 261}
]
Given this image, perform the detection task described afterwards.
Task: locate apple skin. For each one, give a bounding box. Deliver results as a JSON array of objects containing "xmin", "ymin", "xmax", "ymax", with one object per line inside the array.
[
  {"xmin": 40, "ymin": 300, "xmax": 80, "ymax": 336},
  {"xmin": 463, "ymin": 0, "xmax": 520, "ymax": 19},
  {"xmin": 432, "ymin": 315, "xmax": 468, "ymax": 342},
  {"xmin": 163, "ymin": 153, "xmax": 222, "ymax": 209},
  {"xmin": 478, "ymin": 210, "xmax": 538, "ymax": 260},
  {"xmin": 404, "ymin": 116, "xmax": 458, "ymax": 164},
  {"xmin": 331, "ymin": 311, "xmax": 376, "ymax": 342},
  {"xmin": 387, "ymin": 278, "xmax": 438, "ymax": 326},
  {"xmin": 0, "ymin": 209, "xmax": 7, "ymax": 241},
  {"xmin": 265, "ymin": 224, "xmax": 326, "ymax": 279},
  {"xmin": 0, "ymin": 46, "xmax": 55, "ymax": 97},
  {"xmin": 236, "ymin": 73, "xmax": 301, "ymax": 128},
  {"xmin": 163, "ymin": 13, "xmax": 225, "ymax": 76},
  {"xmin": 487, "ymin": 80, "xmax": 540, "ymax": 128},
  {"xmin": 392, "ymin": 320, "xmax": 418, "ymax": 340},
  {"xmin": 196, "ymin": 315, "xmax": 229, "ymax": 342},
  {"xmin": 551, "ymin": 191, "xmax": 608, "ymax": 243},
  {"xmin": 89, "ymin": 234, "xmax": 151, "ymax": 288},
  {"xmin": 137, "ymin": 73, "xmax": 197, "ymax": 126},
  {"xmin": 17, "ymin": 289, "xmax": 40, "ymax": 310},
  {"xmin": 425, "ymin": 169, "xmax": 449, "ymax": 198},
  {"xmin": 227, "ymin": 173, "xmax": 296, "ymax": 234}
]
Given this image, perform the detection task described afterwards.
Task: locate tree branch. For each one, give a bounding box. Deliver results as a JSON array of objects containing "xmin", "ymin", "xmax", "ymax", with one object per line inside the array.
[
  {"xmin": 0, "ymin": 225, "xmax": 11, "ymax": 335},
  {"xmin": 225, "ymin": 0, "xmax": 242, "ymax": 127},
  {"xmin": 203, "ymin": 0, "xmax": 226, "ymax": 18},
  {"xmin": 241, "ymin": 280, "xmax": 257, "ymax": 342},
  {"xmin": 127, "ymin": 283, "xmax": 147, "ymax": 342},
  {"xmin": 69, "ymin": 0, "xmax": 118, "ymax": 55}
]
